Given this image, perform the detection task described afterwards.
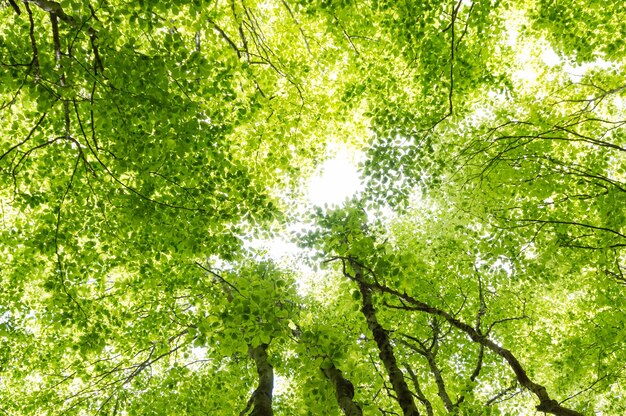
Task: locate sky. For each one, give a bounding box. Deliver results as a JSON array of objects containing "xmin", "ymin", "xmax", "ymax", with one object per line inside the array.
[{"xmin": 306, "ymin": 144, "xmax": 364, "ymax": 207}]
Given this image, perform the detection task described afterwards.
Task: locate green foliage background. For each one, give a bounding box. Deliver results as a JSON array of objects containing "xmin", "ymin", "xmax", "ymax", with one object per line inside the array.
[{"xmin": 1, "ymin": 0, "xmax": 625, "ymax": 415}]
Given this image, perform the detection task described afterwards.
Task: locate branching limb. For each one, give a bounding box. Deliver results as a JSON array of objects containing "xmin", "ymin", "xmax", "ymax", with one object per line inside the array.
[
  {"xmin": 513, "ymin": 219, "xmax": 626, "ymax": 241},
  {"xmin": 9, "ymin": 0, "xmax": 21, "ymax": 14},
  {"xmin": 281, "ymin": 0, "xmax": 319, "ymax": 62},
  {"xmin": 78, "ymin": 131, "xmax": 210, "ymax": 212},
  {"xmin": 26, "ymin": 0, "xmax": 102, "ymax": 72},
  {"xmin": 54, "ymin": 153, "xmax": 88, "ymax": 318},
  {"xmin": 208, "ymin": 17, "xmax": 241, "ymax": 58},
  {"xmin": 194, "ymin": 261, "xmax": 246, "ymax": 300},
  {"xmin": 559, "ymin": 368, "xmax": 624, "ymax": 406},
  {"xmin": 351, "ymin": 261, "xmax": 420, "ymax": 416},
  {"xmin": 605, "ymin": 258, "xmax": 626, "ymax": 285},
  {"xmin": 403, "ymin": 364, "xmax": 433, "ymax": 416},
  {"xmin": 49, "ymin": 11, "xmax": 71, "ymax": 137},
  {"xmin": 349, "ymin": 269, "xmax": 584, "ymax": 416},
  {"xmin": 398, "ymin": 333, "xmax": 454, "ymax": 412},
  {"xmin": 432, "ymin": 0, "xmax": 462, "ymax": 131},
  {"xmin": 230, "ymin": 0, "xmax": 249, "ymax": 60},
  {"xmin": 485, "ymin": 381, "xmax": 520, "ymax": 406},
  {"xmin": 474, "ymin": 268, "xmax": 486, "ymax": 332},
  {"xmin": 0, "ymin": 112, "xmax": 47, "ymax": 164},
  {"xmin": 469, "ymin": 344, "xmax": 484, "ymax": 382},
  {"xmin": 23, "ymin": 2, "xmax": 40, "ymax": 81},
  {"xmin": 455, "ymin": 2, "xmax": 474, "ymax": 51}
]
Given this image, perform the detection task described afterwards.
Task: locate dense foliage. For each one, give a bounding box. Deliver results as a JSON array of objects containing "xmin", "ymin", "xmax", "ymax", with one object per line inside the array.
[{"xmin": 1, "ymin": 0, "xmax": 625, "ymax": 415}]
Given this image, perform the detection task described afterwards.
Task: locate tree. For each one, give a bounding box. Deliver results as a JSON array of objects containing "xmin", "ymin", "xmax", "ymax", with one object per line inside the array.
[{"xmin": 1, "ymin": 0, "xmax": 625, "ymax": 415}]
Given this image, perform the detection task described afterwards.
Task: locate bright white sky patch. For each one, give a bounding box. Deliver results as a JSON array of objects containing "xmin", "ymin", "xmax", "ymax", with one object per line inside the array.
[
  {"xmin": 242, "ymin": 143, "xmax": 365, "ymax": 297},
  {"xmin": 541, "ymin": 47, "xmax": 561, "ymax": 66},
  {"xmin": 306, "ymin": 145, "xmax": 363, "ymax": 206},
  {"xmin": 563, "ymin": 58, "xmax": 617, "ymax": 81}
]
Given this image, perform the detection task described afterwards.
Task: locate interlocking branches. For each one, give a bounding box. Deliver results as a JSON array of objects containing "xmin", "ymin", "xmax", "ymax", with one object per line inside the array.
[
  {"xmin": 398, "ymin": 328, "xmax": 456, "ymax": 413},
  {"xmin": 461, "ymin": 120, "xmax": 626, "ymax": 183},
  {"xmin": 504, "ymin": 219, "xmax": 626, "ymax": 244},
  {"xmin": 55, "ymin": 329, "xmax": 192, "ymax": 414},
  {"xmin": 551, "ymin": 80, "xmax": 626, "ymax": 116},
  {"xmin": 328, "ymin": 256, "xmax": 585, "ymax": 416},
  {"xmin": 485, "ymin": 381, "xmax": 521, "ymax": 406},
  {"xmin": 25, "ymin": 0, "xmax": 102, "ymax": 73},
  {"xmin": 208, "ymin": 17, "xmax": 241, "ymax": 58},
  {"xmin": 0, "ymin": 112, "xmax": 47, "ymax": 166},
  {"xmin": 207, "ymin": 1, "xmax": 305, "ymax": 104}
]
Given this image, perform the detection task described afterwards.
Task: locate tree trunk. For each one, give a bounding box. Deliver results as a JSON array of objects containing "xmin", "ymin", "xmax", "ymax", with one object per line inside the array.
[
  {"xmin": 358, "ymin": 279, "xmax": 420, "ymax": 416},
  {"xmin": 249, "ymin": 343, "xmax": 274, "ymax": 416},
  {"xmin": 323, "ymin": 364, "xmax": 363, "ymax": 416}
]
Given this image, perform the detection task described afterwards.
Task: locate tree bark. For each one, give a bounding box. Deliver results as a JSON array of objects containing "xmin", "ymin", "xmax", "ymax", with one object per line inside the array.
[
  {"xmin": 248, "ymin": 344, "xmax": 274, "ymax": 416},
  {"xmin": 323, "ymin": 364, "xmax": 363, "ymax": 416},
  {"xmin": 356, "ymin": 273, "xmax": 419, "ymax": 416}
]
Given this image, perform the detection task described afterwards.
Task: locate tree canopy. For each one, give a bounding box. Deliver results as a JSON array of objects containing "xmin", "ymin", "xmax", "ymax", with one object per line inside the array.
[{"xmin": 1, "ymin": 0, "xmax": 625, "ymax": 415}]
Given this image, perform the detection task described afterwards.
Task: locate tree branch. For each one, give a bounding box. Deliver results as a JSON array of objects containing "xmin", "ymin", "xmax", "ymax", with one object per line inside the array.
[
  {"xmin": 23, "ymin": 2, "xmax": 39, "ymax": 81},
  {"xmin": 25, "ymin": 0, "xmax": 102, "ymax": 72},
  {"xmin": 403, "ymin": 364, "xmax": 433, "ymax": 416},
  {"xmin": 208, "ymin": 17, "xmax": 241, "ymax": 58},
  {"xmin": 356, "ymin": 276, "xmax": 584, "ymax": 416},
  {"xmin": 49, "ymin": 10, "xmax": 71, "ymax": 137},
  {"xmin": 398, "ymin": 335, "xmax": 454, "ymax": 412}
]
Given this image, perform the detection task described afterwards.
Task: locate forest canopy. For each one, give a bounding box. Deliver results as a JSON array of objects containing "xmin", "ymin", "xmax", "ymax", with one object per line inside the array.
[{"xmin": 1, "ymin": 0, "xmax": 625, "ymax": 415}]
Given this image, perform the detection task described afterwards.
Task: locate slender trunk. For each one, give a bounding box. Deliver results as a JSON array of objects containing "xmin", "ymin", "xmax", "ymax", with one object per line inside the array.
[
  {"xmin": 358, "ymin": 279, "xmax": 419, "ymax": 416},
  {"xmin": 323, "ymin": 364, "xmax": 363, "ymax": 416},
  {"xmin": 249, "ymin": 344, "xmax": 274, "ymax": 416},
  {"xmin": 424, "ymin": 350, "xmax": 454, "ymax": 412},
  {"xmin": 196, "ymin": 264, "xmax": 275, "ymax": 415},
  {"xmin": 404, "ymin": 364, "xmax": 434, "ymax": 416}
]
